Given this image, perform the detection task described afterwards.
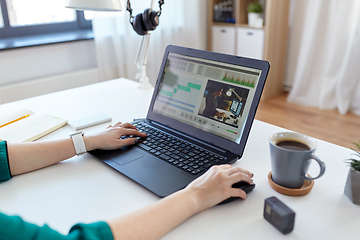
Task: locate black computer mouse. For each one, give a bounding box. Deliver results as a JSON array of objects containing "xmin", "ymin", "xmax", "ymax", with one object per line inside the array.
[{"xmin": 218, "ymin": 181, "xmax": 256, "ymax": 205}]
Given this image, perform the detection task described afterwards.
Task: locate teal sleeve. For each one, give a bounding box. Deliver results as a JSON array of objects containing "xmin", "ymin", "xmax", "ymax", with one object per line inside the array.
[
  {"xmin": 0, "ymin": 141, "xmax": 12, "ymax": 182},
  {"xmin": 0, "ymin": 212, "xmax": 114, "ymax": 240}
]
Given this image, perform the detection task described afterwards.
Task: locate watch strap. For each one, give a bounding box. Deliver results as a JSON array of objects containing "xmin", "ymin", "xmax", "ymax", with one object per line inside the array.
[{"xmin": 70, "ymin": 131, "xmax": 86, "ymax": 156}]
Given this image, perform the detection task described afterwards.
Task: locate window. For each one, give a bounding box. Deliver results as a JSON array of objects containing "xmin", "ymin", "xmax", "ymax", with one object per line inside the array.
[
  {"xmin": 7, "ymin": 0, "xmax": 77, "ymax": 26},
  {"xmin": 0, "ymin": 0, "xmax": 93, "ymax": 50}
]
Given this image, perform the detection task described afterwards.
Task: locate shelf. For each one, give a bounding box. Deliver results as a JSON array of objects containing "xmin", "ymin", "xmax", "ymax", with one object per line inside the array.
[
  {"xmin": 237, "ymin": 24, "xmax": 265, "ymax": 30},
  {"xmin": 212, "ymin": 23, "xmax": 265, "ymax": 30},
  {"xmin": 212, "ymin": 22, "xmax": 236, "ymax": 27}
]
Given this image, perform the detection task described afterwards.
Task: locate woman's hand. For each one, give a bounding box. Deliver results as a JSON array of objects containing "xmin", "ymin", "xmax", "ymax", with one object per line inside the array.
[
  {"xmin": 84, "ymin": 122, "xmax": 147, "ymax": 151},
  {"xmin": 184, "ymin": 165, "xmax": 254, "ymax": 212}
]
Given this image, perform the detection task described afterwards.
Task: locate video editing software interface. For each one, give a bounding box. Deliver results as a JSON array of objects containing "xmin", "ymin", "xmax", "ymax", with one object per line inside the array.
[{"xmin": 152, "ymin": 52, "xmax": 262, "ymax": 144}]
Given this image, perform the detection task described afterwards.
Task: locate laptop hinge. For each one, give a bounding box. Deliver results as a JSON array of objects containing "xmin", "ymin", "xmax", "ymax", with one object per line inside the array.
[{"xmin": 150, "ymin": 121, "xmax": 227, "ymax": 154}]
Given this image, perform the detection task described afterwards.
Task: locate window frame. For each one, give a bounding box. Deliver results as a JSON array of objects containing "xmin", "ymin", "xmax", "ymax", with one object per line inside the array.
[{"xmin": 0, "ymin": 0, "xmax": 93, "ymax": 49}]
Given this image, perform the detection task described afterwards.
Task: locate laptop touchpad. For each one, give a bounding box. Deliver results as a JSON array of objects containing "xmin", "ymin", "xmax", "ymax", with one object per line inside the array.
[{"xmin": 110, "ymin": 149, "xmax": 144, "ymax": 166}]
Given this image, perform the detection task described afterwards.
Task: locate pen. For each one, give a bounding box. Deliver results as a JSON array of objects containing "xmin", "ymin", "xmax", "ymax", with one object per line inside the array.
[{"xmin": 0, "ymin": 114, "xmax": 30, "ymax": 128}]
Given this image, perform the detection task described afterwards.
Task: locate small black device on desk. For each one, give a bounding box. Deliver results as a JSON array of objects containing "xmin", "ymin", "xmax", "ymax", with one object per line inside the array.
[{"xmin": 264, "ymin": 196, "xmax": 295, "ymax": 234}]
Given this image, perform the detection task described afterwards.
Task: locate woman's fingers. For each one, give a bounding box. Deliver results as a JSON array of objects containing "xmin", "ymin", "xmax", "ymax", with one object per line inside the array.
[
  {"xmin": 107, "ymin": 121, "xmax": 136, "ymax": 130},
  {"xmin": 118, "ymin": 138, "xmax": 139, "ymax": 148},
  {"xmin": 229, "ymin": 188, "xmax": 247, "ymax": 199},
  {"xmin": 228, "ymin": 171, "xmax": 253, "ymax": 185},
  {"xmin": 106, "ymin": 121, "xmax": 122, "ymax": 129},
  {"xmin": 120, "ymin": 122, "xmax": 138, "ymax": 130},
  {"xmin": 113, "ymin": 121, "xmax": 122, "ymax": 126},
  {"xmin": 120, "ymin": 128, "xmax": 147, "ymax": 137}
]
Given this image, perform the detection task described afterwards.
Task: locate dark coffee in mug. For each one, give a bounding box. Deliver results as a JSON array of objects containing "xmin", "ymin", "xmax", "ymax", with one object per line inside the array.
[{"xmin": 276, "ymin": 140, "xmax": 310, "ymax": 151}]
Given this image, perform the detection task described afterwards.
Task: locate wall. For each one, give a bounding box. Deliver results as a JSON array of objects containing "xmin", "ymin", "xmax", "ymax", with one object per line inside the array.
[{"xmin": 0, "ymin": 40, "xmax": 97, "ymax": 87}]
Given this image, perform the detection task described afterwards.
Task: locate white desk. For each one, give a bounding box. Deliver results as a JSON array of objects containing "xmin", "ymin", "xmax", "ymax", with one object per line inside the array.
[{"xmin": 0, "ymin": 78, "xmax": 359, "ymax": 239}]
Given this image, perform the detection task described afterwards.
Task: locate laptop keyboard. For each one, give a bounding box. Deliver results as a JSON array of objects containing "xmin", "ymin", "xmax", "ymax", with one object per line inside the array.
[{"xmin": 127, "ymin": 122, "xmax": 227, "ymax": 175}]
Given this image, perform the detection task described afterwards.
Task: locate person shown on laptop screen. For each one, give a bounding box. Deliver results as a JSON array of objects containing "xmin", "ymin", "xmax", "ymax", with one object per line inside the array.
[
  {"xmin": 202, "ymin": 82, "xmax": 226, "ymax": 118},
  {"xmin": 199, "ymin": 80, "xmax": 248, "ymax": 128},
  {"xmin": 0, "ymin": 122, "xmax": 254, "ymax": 240}
]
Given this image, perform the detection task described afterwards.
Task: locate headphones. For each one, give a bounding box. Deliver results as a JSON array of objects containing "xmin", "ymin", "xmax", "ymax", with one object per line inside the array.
[{"xmin": 126, "ymin": 0, "xmax": 164, "ymax": 36}]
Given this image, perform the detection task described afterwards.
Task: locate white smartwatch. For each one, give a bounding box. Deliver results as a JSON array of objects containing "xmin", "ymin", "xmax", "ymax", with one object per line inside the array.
[{"xmin": 70, "ymin": 131, "xmax": 87, "ymax": 156}]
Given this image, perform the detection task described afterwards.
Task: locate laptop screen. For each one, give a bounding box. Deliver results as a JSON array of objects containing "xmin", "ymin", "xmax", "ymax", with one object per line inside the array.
[{"xmin": 151, "ymin": 52, "xmax": 262, "ymax": 144}]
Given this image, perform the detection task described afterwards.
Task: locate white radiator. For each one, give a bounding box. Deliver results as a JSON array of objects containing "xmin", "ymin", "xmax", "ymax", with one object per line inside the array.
[{"xmin": 0, "ymin": 68, "xmax": 100, "ymax": 104}]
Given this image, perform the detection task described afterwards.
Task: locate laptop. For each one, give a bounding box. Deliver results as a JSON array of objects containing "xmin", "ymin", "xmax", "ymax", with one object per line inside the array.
[{"xmin": 90, "ymin": 45, "xmax": 270, "ymax": 197}]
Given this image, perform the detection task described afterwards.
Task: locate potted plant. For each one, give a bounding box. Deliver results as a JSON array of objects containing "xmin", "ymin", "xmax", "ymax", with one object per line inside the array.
[
  {"xmin": 247, "ymin": 1, "xmax": 263, "ymax": 28},
  {"xmin": 344, "ymin": 141, "xmax": 360, "ymax": 205}
]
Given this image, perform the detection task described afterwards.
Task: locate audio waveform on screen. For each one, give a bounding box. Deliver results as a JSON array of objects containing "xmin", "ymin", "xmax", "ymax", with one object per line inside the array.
[{"xmin": 222, "ymin": 72, "xmax": 255, "ymax": 88}]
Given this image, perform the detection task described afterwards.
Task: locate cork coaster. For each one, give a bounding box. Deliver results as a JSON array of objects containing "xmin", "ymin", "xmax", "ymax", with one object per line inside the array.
[{"xmin": 268, "ymin": 171, "xmax": 314, "ymax": 196}]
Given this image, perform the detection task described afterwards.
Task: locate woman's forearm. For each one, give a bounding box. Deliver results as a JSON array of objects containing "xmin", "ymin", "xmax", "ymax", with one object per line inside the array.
[
  {"xmin": 109, "ymin": 188, "xmax": 200, "ymax": 240},
  {"xmin": 7, "ymin": 122, "xmax": 146, "ymax": 176},
  {"xmin": 8, "ymin": 138, "xmax": 78, "ymax": 176},
  {"xmin": 108, "ymin": 165, "xmax": 254, "ymax": 240}
]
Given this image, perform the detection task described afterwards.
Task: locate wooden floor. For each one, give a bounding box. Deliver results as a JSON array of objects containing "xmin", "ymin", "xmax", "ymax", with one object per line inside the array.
[{"xmin": 255, "ymin": 92, "xmax": 360, "ymax": 149}]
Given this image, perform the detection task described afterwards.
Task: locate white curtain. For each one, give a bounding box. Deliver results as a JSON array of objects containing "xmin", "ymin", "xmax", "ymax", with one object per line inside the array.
[
  {"xmin": 287, "ymin": 0, "xmax": 360, "ymax": 115},
  {"xmin": 91, "ymin": 0, "xmax": 207, "ymax": 86}
]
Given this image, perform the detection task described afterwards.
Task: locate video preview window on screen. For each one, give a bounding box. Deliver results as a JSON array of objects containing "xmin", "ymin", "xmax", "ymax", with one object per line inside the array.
[{"xmin": 153, "ymin": 53, "xmax": 262, "ymax": 143}]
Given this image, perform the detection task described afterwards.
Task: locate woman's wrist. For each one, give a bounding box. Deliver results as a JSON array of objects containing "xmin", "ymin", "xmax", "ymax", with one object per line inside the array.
[
  {"xmin": 178, "ymin": 187, "xmax": 204, "ymax": 214},
  {"xmin": 83, "ymin": 135, "xmax": 98, "ymax": 152}
]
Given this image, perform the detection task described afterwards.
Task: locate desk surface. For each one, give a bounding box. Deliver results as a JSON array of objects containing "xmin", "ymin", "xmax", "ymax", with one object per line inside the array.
[{"xmin": 0, "ymin": 78, "xmax": 359, "ymax": 239}]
